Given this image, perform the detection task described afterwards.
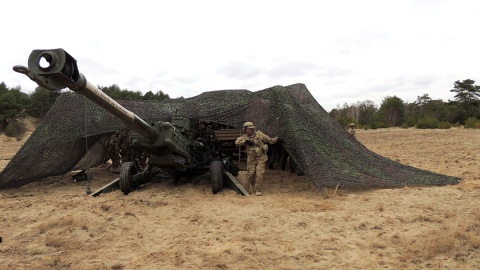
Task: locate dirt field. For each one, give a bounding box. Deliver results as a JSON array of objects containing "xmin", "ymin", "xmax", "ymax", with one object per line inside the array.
[{"xmin": 1, "ymin": 127, "xmax": 479, "ymax": 269}]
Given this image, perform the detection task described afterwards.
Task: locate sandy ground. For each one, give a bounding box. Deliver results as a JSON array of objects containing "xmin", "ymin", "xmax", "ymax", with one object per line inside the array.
[{"xmin": 1, "ymin": 127, "xmax": 479, "ymax": 269}]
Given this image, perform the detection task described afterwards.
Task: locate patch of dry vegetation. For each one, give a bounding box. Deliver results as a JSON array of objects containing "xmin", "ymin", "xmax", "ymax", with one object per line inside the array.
[
  {"xmin": 38, "ymin": 215, "xmax": 89, "ymax": 234},
  {"xmin": 2, "ymin": 136, "xmax": 14, "ymax": 143},
  {"xmin": 400, "ymin": 208, "xmax": 480, "ymax": 263},
  {"xmin": 319, "ymin": 184, "xmax": 344, "ymax": 199}
]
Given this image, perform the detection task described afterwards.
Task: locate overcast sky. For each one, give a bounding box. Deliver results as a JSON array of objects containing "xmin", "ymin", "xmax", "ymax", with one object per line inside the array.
[{"xmin": 1, "ymin": 0, "xmax": 478, "ymax": 111}]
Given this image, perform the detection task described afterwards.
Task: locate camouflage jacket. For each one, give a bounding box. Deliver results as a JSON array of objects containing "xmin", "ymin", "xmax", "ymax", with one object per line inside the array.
[
  {"xmin": 348, "ymin": 128, "xmax": 356, "ymax": 136},
  {"xmin": 235, "ymin": 131, "xmax": 278, "ymax": 162}
]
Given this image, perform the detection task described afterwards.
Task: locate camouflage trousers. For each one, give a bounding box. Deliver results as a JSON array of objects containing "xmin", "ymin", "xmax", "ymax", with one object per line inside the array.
[{"xmin": 247, "ymin": 156, "xmax": 267, "ymax": 192}]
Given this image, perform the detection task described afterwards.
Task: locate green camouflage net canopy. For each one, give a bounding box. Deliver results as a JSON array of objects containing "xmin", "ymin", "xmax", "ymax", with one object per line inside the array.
[{"xmin": 0, "ymin": 83, "xmax": 461, "ymax": 189}]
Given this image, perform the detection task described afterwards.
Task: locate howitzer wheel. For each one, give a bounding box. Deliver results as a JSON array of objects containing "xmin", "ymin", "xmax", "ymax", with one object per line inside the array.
[
  {"xmin": 120, "ymin": 162, "xmax": 137, "ymax": 195},
  {"xmin": 211, "ymin": 160, "xmax": 224, "ymax": 194}
]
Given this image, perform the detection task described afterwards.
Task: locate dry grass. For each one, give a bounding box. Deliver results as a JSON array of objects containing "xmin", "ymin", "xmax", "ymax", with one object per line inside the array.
[
  {"xmin": 320, "ymin": 184, "xmax": 343, "ymax": 198},
  {"xmin": 401, "ymin": 208, "xmax": 480, "ymax": 262},
  {"xmin": 38, "ymin": 215, "xmax": 88, "ymax": 234},
  {"xmin": 2, "ymin": 136, "xmax": 13, "ymax": 143}
]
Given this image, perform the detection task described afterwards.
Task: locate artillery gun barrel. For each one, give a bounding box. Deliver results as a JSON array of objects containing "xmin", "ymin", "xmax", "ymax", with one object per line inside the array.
[{"xmin": 13, "ymin": 49, "xmax": 158, "ymax": 141}]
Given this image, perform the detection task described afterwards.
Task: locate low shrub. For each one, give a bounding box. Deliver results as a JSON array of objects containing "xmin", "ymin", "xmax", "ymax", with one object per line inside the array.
[
  {"xmin": 416, "ymin": 117, "xmax": 440, "ymax": 129},
  {"xmin": 464, "ymin": 117, "xmax": 479, "ymax": 129},
  {"xmin": 4, "ymin": 120, "xmax": 26, "ymax": 138},
  {"xmin": 404, "ymin": 116, "xmax": 416, "ymax": 127},
  {"xmin": 369, "ymin": 122, "xmax": 388, "ymax": 129},
  {"xmin": 5, "ymin": 122, "xmax": 18, "ymax": 137},
  {"xmin": 438, "ymin": 121, "xmax": 452, "ymax": 129}
]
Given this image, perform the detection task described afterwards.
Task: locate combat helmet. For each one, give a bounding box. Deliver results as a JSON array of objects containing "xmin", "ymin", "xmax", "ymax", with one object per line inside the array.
[
  {"xmin": 350, "ymin": 123, "xmax": 356, "ymax": 127},
  {"xmin": 243, "ymin": 121, "xmax": 255, "ymax": 129}
]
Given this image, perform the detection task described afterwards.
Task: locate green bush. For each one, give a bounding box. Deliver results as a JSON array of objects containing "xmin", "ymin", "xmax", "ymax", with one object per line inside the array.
[
  {"xmin": 368, "ymin": 122, "xmax": 388, "ymax": 129},
  {"xmin": 5, "ymin": 122, "xmax": 18, "ymax": 137},
  {"xmin": 438, "ymin": 121, "xmax": 452, "ymax": 129},
  {"xmin": 416, "ymin": 117, "xmax": 440, "ymax": 129},
  {"xmin": 401, "ymin": 123, "xmax": 409, "ymax": 129},
  {"xmin": 464, "ymin": 117, "xmax": 479, "ymax": 129},
  {"xmin": 404, "ymin": 116, "xmax": 416, "ymax": 127}
]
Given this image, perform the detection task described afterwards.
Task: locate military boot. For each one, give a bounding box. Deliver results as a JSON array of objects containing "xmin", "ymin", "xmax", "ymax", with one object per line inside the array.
[{"xmin": 255, "ymin": 189, "xmax": 262, "ymax": 196}]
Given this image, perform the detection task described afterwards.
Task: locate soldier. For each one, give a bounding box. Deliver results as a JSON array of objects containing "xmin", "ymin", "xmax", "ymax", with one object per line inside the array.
[
  {"xmin": 115, "ymin": 128, "xmax": 148, "ymax": 167},
  {"xmin": 202, "ymin": 123, "xmax": 218, "ymax": 148},
  {"xmin": 193, "ymin": 121, "xmax": 216, "ymax": 142},
  {"xmin": 194, "ymin": 121, "xmax": 218, "ymax": 159},
  {"xmin": 235, "ymin": 122, "xmax": 280, "ymax": 196},
  {"xmin": 106, "ymin": 130, "xmax": 121, "ymax": 170},
  {"xmin": 348, "ymin": 123, "xmax": 356, "ymax": 137},
  {"xmin": 279, "ymin": 147, "xmax": 304, "ymax": 176},
  {"xmin": 267, "ymin": 141, "xmax": 282, "ymax": 170},
  {"xmin": 116, "ymin": 128, "xmax": 132, "ymax": 162}
]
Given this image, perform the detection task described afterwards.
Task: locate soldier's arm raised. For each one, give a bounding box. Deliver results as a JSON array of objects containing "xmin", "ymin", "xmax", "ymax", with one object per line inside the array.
[{"xmin": 258, "ymin": 131, "xmax": 278, "ymax": 144}]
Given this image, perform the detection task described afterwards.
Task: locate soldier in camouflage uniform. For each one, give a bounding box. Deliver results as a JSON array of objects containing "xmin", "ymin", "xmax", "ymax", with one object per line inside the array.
[
  {"xmin": 114, "ymin": 128, "xmax": 148, "ymax": 168},
  {"xmin": 106, "ymin": 130, "xmax": 121, "ymax": 170},
  {"xmin": 116, "ymin": 128, "xmax": 135, "ymax": 163},
  {"xmin": 279, "ymin": 147, "xmax": 304, "ymax": 175},
  {"xmin": 201, "ymin": 123, "xmax": 218, "ymax": 156},
  {"xmin": 348, "ymin": 123, "xmax": 356, "ymax": 137},
  {"xmin": 192, "ymin": 121, "xmax": 218, "ymax": 160},
  {"xmin": 235, "ymin": 122, "xmax": 279, "ymax": 196}
]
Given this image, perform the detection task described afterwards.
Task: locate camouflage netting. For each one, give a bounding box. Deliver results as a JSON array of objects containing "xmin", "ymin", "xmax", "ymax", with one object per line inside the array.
[{"xmin": 0, "ymin": 83, "xmax": 461, "ymax": 189}]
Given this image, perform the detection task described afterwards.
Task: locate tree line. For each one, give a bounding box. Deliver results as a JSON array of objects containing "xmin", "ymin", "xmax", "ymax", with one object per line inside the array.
[
  {"xmin": 1, "ymin": 79, "xmax": 479, "ymax": 138},
  {"xmin": 0, "ymin": 83, "xmax": 169, "ymax": 137},
  {"xmin": 329, "ymin": 79, "xmax": 480, "ymax": 130}
]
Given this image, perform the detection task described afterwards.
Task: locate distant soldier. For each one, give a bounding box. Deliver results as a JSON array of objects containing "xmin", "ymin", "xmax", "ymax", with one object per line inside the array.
[
  {"xmin": 106, "ymin": 130, "xmax": 121, "ymax": 170},
  {"xmin": 267, "ymin": 141, "xmax": 282, "ymax": 170},
  {"xmin": 194, "ymin": 121, "xmax": 218, "ymax": 158},
  {"xmin": 115, "ymin": 128, "xmax": 148, "ymax": 167},
  {"xmin": 279, "ymin": 146, "xmax": 304, "ymax": 176},
  {"xmin": 203, "ymin": 123, "xmax": 218, "ymax": 150},
  {"xmin": 235, "ymin": 121, "xmax": 280, "ymax": 196},
  {"xmin": 116, "ymin": 128, "xmax": 132, "ymax": 162},
  {"xmin": 348, "ymin": 123, "xmax": 356, "ymax": 137}
]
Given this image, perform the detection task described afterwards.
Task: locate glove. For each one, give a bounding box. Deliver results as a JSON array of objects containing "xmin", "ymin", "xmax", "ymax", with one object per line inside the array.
[{"xmin": 246, "ymin": 140, "xmax": 255, "ymax": 146}]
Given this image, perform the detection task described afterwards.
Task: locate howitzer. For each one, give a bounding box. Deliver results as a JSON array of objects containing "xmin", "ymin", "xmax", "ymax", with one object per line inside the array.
[{"xmin": 13, "ymin": 48, "xmax": 237, "ymax": 195}]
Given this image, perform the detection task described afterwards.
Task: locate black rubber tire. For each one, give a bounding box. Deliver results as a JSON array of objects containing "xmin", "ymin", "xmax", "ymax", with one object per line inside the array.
[
  {"xmin": 211, "ymin": 160, "xmax": 224, "ymax": 194},
  {"xmin": 119, "ymin": 162, "xmax": 137, "ymax": 195}
]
